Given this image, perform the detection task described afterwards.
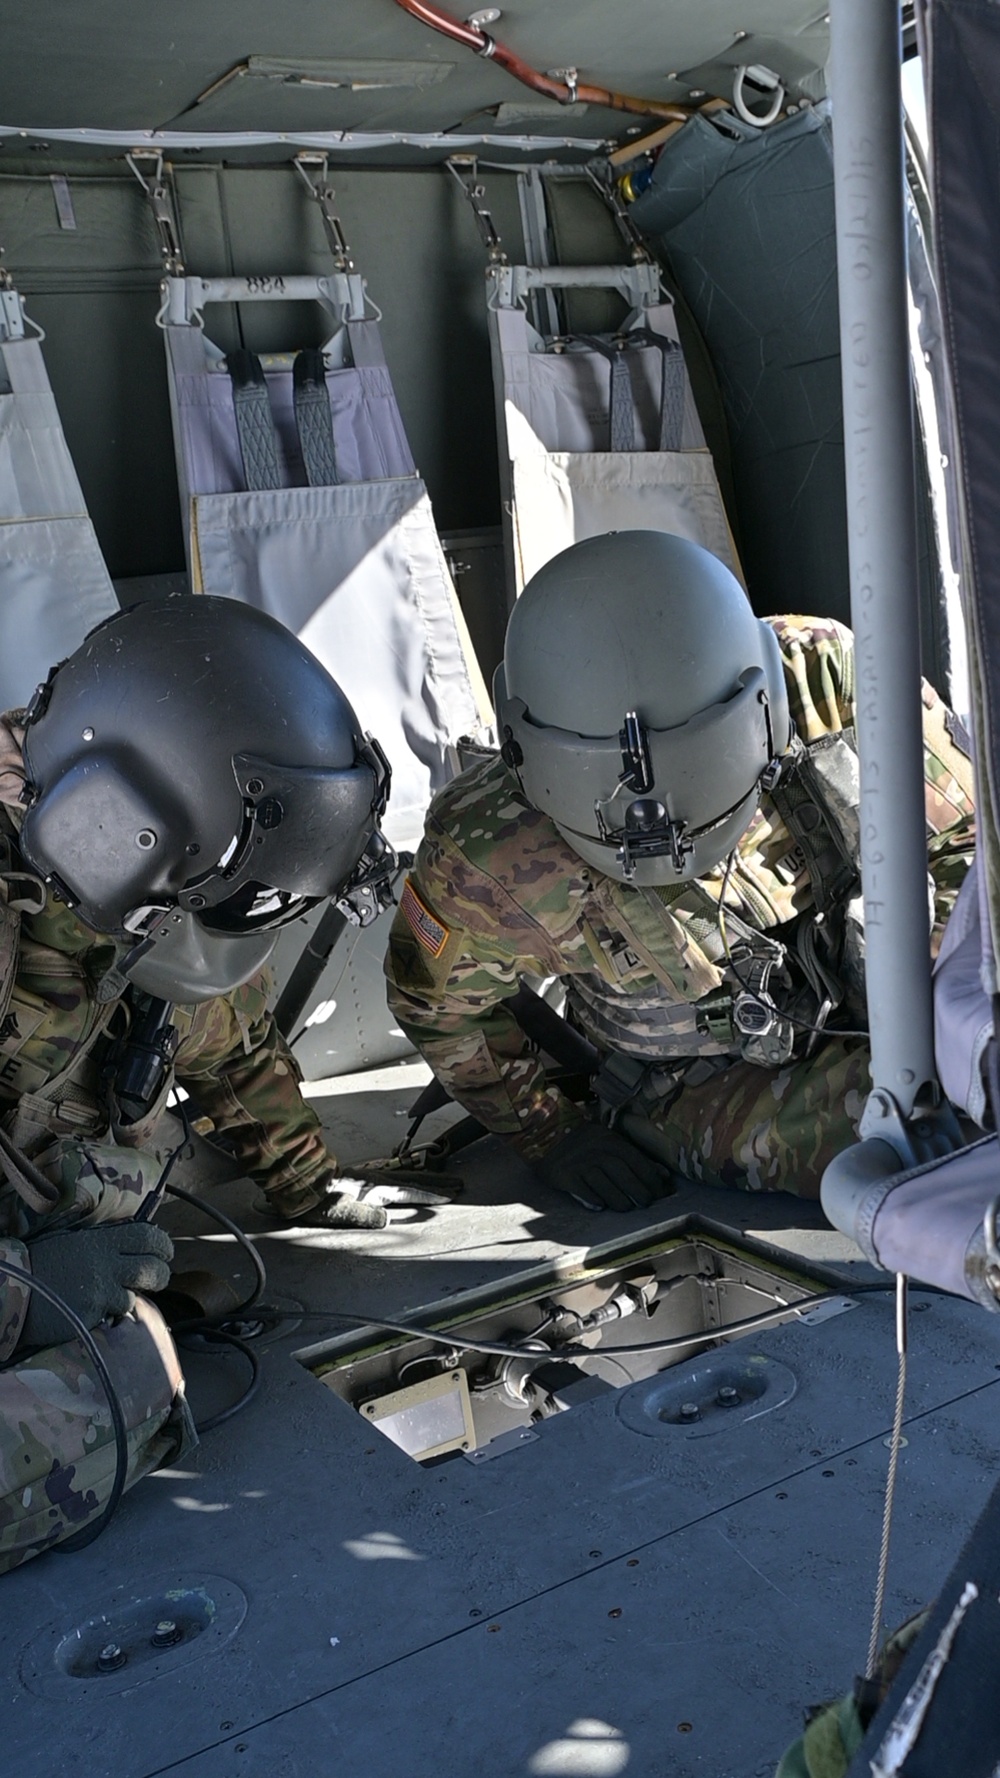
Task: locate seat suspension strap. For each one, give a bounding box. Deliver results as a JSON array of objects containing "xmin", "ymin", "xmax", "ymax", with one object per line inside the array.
[
  {"xmin": 631, "ymin": 328, "xmax": 687, "ymax": 451},
  {"xmin": 293, "ymin": 349, "xmax": 339, "ymax": 487},
  {"xmin": 576, "ymin": 333, "xmax": 637, "ymax": 452},
  {"xmin": 227, "ymin": 349, "xmax": 282, "ymax": 491}
]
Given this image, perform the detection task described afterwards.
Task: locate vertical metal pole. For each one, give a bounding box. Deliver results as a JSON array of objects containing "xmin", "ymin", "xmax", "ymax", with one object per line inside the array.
[{"xmin": 830, "ymin": 0, "xmax": 936, "ymax": 1125}]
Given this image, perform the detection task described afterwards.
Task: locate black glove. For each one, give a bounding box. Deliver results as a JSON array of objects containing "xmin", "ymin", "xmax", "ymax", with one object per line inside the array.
[
  {"xmin": 20, "ymin": 1222, "xmax": 175, "ymax": 1351},
  {"xmin": 534, "ymin": 1123, "xmax": 675, "ymax": 1211}
]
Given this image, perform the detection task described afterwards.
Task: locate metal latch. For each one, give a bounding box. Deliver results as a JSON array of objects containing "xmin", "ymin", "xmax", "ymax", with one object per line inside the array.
[
  {"xmin": 127, "ymin": 152, "xmax": 184, "ymax": 275},
  {"xmin": 446, "ymin": 158, "xmax": 508, "ymax": 264},
  {"xmin": 294, "ymin": 154, "xmax": 354, "ymax": 272}
]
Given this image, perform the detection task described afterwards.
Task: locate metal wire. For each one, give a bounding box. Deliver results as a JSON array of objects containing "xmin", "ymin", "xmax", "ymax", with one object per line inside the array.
[{"xmin": 866, "ymin": 1272, "xmax": 909, "ymax": 1677}]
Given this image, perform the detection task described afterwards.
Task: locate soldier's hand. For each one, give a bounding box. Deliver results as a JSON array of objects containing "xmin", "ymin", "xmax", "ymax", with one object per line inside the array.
[
  {"xmin": 535, "ymin": 1124, "xmax": 675, "ymax": 1211},
  {"xmin": 257, "ymin": 1172, "xmax": 390, "ymax": 1231},
  {"xmin": 260, "ymin": 1169, "xmax": 455, "ymax": 1231},
  {"xmin": 20, "ymin": 1223, "xmax": 175, "ymax": 1351}
]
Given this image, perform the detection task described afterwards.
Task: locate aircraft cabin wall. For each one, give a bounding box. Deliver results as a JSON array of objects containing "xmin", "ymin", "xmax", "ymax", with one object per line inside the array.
[
  {"xmin": 0, "ymin": 131, "xmax": 950, "ymax": 693},
  {"xmin": 0, "ymin": 158, "xmax": 529, "ymax": 659}
]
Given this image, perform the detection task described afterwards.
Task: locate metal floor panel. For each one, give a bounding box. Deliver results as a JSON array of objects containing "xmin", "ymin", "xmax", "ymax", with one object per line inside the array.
[
  {"xmin": 5, "ymin": 1066, "xmax": 1000, "ymax": 1778},
  {"xmin": 4, "ymin": 1282, "xmax": 1000, "ymax": 1774},
  {"xmin": 150, "ymin": 1391, "xmax": 999, "ymax": 1778}
]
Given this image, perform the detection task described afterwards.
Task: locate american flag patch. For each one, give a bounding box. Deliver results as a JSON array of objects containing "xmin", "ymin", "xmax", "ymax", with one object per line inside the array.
[{"xmin": 400, "ymin": 878, "xmax": 450, "ymax": 957}]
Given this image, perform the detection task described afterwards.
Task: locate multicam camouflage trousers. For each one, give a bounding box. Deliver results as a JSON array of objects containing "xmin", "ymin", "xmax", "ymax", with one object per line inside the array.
[
  {"xmin": 774, "ymin": 1610, "xmax": 930, "ymax": 1777},
  {"xmin": 0, "ymin": 1139, "xmax": 195, "ymax": 1574},
  {"xmin": 621, "ymin": 1035, "xmax": 872, "ymax": 1197}
]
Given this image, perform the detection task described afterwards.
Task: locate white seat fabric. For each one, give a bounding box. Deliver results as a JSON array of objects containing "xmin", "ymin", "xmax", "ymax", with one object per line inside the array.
[
  {"xmin": 491, "ymin": 298, "xmax": 741, "ymax": 595},
  {"xmin": 164, "ymin": 317, "xmax": 489, "ymax": 855},
  {"xmin": 0, "ymin": 337, "xmax": 117, "ymax": 709}
]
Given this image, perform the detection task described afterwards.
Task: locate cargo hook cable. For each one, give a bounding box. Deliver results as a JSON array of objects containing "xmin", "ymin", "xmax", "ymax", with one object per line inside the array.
[
  {"xmin": 390, "ymin": 0, "xmax": 693, "ymax": 122},
  {"xmin": 866, "ymin": 1272, "xmax": 909, "ymax": 1679}
]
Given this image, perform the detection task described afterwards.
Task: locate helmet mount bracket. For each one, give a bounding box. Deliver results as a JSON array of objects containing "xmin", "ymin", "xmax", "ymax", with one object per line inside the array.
[{"xmin": 618, "ymin": 711, "xmax": 654, "ymax": 795}]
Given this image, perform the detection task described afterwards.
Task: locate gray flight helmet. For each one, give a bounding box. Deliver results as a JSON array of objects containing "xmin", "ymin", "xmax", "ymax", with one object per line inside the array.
[
  {"xmin": 19, "ymin": 597, "xmax": 392, "ymax": 1002},
  {"xmin": 493, "ymin": 531, "xmax": 790, "ymax": 885}
]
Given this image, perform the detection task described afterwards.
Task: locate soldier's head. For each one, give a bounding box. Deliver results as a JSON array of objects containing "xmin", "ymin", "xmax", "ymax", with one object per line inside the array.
[
  {"xmin": 17, "ymin": 597, "xmax": 392, "ymax": 1002},
  {"xmin": 493, "ymin": 530, "xmax": 790, "ymax": 885}
]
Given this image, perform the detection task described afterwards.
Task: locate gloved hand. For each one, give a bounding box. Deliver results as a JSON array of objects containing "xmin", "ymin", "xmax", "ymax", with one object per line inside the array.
[
  {"xmin": 258, "ymin": 1169, "xmax": 454, "ymax": 1231},
  {"xmin": 20, "ymin": 1222, "xmax": 174, "ymax": 1351},
  {"xmin": 534, "ymin": 1123, "xmax": 675, "ymax": 1211}
]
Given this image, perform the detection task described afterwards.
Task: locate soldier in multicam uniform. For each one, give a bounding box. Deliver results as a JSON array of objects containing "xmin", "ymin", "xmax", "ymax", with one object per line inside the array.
[
  {"xmin": 0, "ymin": 596, "xmax": 395, "ymax": 1571},
  {"xmin": 386, "ymin": 531, "xmax": 975, "ymax": 1211}
]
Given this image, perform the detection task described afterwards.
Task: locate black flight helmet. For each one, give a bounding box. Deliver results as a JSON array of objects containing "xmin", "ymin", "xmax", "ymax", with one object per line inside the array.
[{"xmin": 19, "ymin": 597, "xmax": 392, "ymax": 1002}]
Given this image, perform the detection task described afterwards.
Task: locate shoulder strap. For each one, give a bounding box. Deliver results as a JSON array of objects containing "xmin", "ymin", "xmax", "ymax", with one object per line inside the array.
[
  {"xmin": 767, "ymin": 729, "xmax": 861, "ymax": 915},
  {"xmin": 0, "ymin": 816, "xmax": 44, "ymax": 1039}
]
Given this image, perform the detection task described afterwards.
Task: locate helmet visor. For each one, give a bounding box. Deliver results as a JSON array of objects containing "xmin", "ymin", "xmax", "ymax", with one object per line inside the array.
[{"xmin": 198, "ymin": 882, "xmax": 318, "ymax": 935}]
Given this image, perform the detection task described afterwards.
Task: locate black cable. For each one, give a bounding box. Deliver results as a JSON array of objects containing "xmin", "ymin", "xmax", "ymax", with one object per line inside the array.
[
  {"xmin": 0, "ymin": 1256, "xmax": 130, "ymax": 1553},
  {"xmin": 163, "ymin": 1181, "xmax": 267, "ymax": 1316},
  {"xmin": 248, "ymin": 1289, "xmax": 842, "ymax": 1359},
  {"xmin": 133, "ymin": 1107, "xmax": 193, "ymax": 1225},
  {"xmin": 717, "ymin": 850, "xmax": 869, "ymax": 1042},
  {"xmin": 152, "ymin": 1183, "xmax": 268, "ymax": 1431},
  {"xmin": 254, "ymin": 1277, "xmax": 951, "ymax": 1362},
  {"xmin": 176, "ymin": 1326, "xmax": 260, "ymax": 1433}
]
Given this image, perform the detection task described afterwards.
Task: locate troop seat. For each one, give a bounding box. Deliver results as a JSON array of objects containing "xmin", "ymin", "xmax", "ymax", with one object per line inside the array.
[{"xmin": 0, "ymin": 289, "xmax": 117, "ymax": 711}]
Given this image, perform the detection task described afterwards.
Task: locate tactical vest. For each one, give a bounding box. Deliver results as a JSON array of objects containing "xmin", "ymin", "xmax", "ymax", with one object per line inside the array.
[
  {"xmin": 0, "ymin": 811, "xmax": 174, "ymax": 1171},
  {"xmin": 0, "ymin": 813, "xmax": 47, "ymax": 1038},
  {"xmin": 567, "ymin": 729, "xmax": 868, "ymax": 1070}
]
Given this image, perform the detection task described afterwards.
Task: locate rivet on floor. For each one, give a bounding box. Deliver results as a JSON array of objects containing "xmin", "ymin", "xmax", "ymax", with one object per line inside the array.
[
  {"xmin": 677, "ymin": 1722, "xmax": 694, "ymax": 1734},
  {"xmin": 626, "ymin": 1559, "xmax": 639, "ymax": 1567},
  {"xmin": 608, "ymin": 1608, "xmax": 622, "ymax": 1619}
]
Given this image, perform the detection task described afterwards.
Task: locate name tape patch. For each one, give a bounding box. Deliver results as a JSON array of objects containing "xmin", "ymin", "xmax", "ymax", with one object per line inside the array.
[{"xmin": 400, "ymin": 878, "xmax": 450, "ymax": 958}]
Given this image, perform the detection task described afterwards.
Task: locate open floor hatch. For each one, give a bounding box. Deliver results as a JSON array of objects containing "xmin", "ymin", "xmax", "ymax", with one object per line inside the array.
[{"xmin": 301, "ymin": 1221, "xmax": 855, "ymax": 1464}]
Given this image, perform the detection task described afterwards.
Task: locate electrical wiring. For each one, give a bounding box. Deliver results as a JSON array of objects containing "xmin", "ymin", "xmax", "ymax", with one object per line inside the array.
[
  {"xmin": 716, "ymin": 849, "xmax": 869, "ymax": 1043},
  {"xmin": 163, "ymin": 1181, "xmax": 267, "ymax": 1317},
  {"xmin": 133, "ymin": 1107, "xmax": 195, "ymax": 1224},
  {"xmin": 177, "ymin": 1325, "xmax": 261, "ymax": 1433},
  {"xmin": 0, "ymin": 1255, "xmax": 130, "ymax": 1554},
  {"xmin": 251, "ymin": 1276, "xmax": 944, "ymax": 1363}
]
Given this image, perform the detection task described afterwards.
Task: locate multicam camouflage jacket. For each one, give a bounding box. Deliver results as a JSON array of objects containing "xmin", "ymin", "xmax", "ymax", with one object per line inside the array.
[
  {"xmin": 0, "ymin": 712, "xmax": 334, "ymax": 1359},
  {"xmin": 385, "ymin": 617, "xmax": 976, "ymax": 1164}
]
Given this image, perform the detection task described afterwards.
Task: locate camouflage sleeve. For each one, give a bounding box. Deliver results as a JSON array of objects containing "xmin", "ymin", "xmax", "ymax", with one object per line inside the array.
[
  {"xmin": 172, "ymin": 970, "xmax": 333, "ymax": 1215},
  {"xmin": 919, "ymin": 677, "xmax": 977, "ymax": 912},
  {"xmin": 768, "ymin": 616, "xmax": 857, "ymax": 739},
  {"xmin": 774, "ymin": 1609, "xmax": 930, "ymax": 1778},
  {"xmin": 385, "ymin": 839, "xmax": 587, "ymax": 1164},
  {"xmin": 771, "ymin": 616, "xmax": 976, "ymax": 942},
  {"xmin": 0, "ymin": 1236, "xmax": 31, "ymax": 1363}
]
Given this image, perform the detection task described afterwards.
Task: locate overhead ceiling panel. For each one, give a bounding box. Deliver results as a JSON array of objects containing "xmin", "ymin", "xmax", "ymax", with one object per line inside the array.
[{"xmin": 0, "ymin": 2, "xmax": 830, "ymax": 143}]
